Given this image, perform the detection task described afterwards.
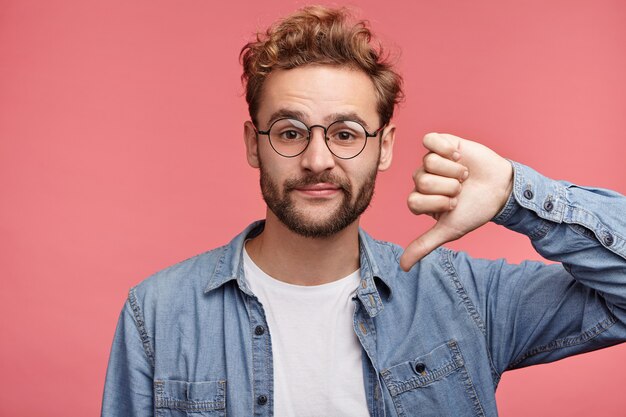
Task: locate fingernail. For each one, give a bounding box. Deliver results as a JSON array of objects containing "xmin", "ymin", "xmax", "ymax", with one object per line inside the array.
[
  {"xmin": 462, "ymin": 170, "xmax": 469, "ymax": 180},
  {"xmin": 450, "ymin": 198, "xmax": 458, "ymax": 209},
  {"xmin": 452, "ymin": 152, "xmax": 461, "ymax": 161}
]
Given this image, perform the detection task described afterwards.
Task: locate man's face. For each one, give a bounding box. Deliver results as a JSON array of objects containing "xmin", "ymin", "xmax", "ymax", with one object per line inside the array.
[{"xmin": 244, "ymin": 65, "xmax": 394, "ymax": 238}]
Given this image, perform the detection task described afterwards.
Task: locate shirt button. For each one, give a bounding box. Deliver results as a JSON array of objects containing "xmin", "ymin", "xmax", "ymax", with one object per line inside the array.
[
  {"xmin": 257, "ymin": 395, "xmax": 268, "ymax": 405},
  {"xmin": 415, "ymin": 362, "xmax": 426, "ymax": 374},
  {"xmin": 603, "ymin": 233, "xmax": 614, "ymax": 246},
  {"xmin": 254, "ymin": 325, "xmax": 265, "ymax": 336},
  {"xmin": 523, "ymin": 189, "xmax": 534, "ymax": 200},
  {"xmin": 543, "ymin": 200, "xmax": 554, "ymax": 212}
]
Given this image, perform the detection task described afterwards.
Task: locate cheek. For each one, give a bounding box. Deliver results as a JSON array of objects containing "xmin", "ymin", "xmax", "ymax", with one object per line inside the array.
[
  {"xmin": 258, "ymin": 154, "xmax": 294, "ymax": 184},
  {"xmin": 257, "ymin": 138, "xmax": 276, "ymax": 162},
  {"xmin": 365, "ymin": 139, "xmax": 382, "ymax": 160},
  {"xmin": 343, "ymin": 151, "xmax": 380, "ymax": 181}
]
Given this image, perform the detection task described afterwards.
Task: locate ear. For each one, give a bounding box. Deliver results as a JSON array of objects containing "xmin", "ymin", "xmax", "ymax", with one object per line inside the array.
[
  {"xmin": 377, "ymin": 123, "xmax": 395, "ymax": 171},
  {"xmin": 244, "ymin": 121, "xmax": 260, "ymax": 168}
]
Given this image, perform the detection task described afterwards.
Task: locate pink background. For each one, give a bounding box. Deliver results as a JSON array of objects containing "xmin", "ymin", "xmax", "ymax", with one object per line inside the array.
[{"xmin": 1, "ymin": 0, "xmax": 625, "ymax": 416}]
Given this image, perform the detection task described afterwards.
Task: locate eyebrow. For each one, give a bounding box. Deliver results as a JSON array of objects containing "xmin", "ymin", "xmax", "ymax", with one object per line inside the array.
[
  {"xmin": 266, "ymin": 109, "xmax": 308, "ymax": 126},
  {"xmin": 326, "ymin": 112, "xmax": 371, "ymax": 130},
  {"xmin": 265, "ymin": 109, "xmax": 374, "ymax": 131}
]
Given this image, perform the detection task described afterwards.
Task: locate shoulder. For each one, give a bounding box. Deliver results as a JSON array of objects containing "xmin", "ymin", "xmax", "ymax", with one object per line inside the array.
[
  {"xmin": 127, "ymin": 220, "xmax": 264, "ymax": 309},
  {"xmin": 130, "ymin": 244, "xmax": 228, "ymax": 306},
  {"xmin": 362, "ymin": 231, "xmax": 537, "ymax": 299},
  {"xmin": 360, "ymin": 230, "xmax": 450, "ymax": 275}
]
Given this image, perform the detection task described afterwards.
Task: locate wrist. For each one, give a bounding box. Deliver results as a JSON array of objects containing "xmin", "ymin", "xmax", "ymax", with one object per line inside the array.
[{"xmin": 492, "ymin": 159, "xmax": 515, "ymax": 222}]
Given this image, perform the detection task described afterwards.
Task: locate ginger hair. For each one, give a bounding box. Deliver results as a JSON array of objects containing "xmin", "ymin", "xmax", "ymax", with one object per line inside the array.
[{"xmin": 240, "ymin": 6, "xmax": 403, "ymax": 126}]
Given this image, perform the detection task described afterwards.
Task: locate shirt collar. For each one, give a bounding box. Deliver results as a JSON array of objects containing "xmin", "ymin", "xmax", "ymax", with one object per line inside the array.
[{"xmin": 204, "ymin": 220, "xmax": 392, "ymax": 317}]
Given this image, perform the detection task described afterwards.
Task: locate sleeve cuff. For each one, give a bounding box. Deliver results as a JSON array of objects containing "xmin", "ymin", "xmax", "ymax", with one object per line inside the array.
[
  {"xmin": 492, "ymin": 161, "xmax": 568, "ymax": 239},
  {"xmin": 491, "ymin": 160, "xmax": 625, "ymax": 259}
]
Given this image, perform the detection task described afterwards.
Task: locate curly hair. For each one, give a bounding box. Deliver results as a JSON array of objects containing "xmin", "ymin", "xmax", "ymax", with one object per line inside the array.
[{"xmin": 240, "ymin": 6, "xmax": 403, "ymax": 126}]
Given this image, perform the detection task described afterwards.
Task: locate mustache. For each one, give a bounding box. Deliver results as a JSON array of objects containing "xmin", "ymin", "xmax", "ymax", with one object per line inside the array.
[{"xmin": 283, "ymin": 172, "xmax": 351, "ymax": 193}]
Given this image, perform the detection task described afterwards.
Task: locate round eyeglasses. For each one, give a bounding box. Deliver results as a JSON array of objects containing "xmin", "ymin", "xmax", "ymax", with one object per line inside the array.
[{"xmin": 255, "ymin": 118, "xmax": 384, "ymax": 159}]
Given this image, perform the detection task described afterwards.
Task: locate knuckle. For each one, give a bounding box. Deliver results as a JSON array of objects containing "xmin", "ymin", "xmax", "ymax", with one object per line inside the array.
[
  {"xmin": 417, "ymin": 174, "xmax": 432, "ymax": 190},
  {"xmin": 422, "ymin": 133, "xmax": 441, "ymax": 151},
  {"xmin": 407, "ymin": 192, "xmax": 420, "ymax": 208},
  {"xmin": 423, "ymin": 132, "xmax": 438, "ymax": 144},
  {"xmin": 407, "ymin": 193, "xmax": 426, "ymax": 215},
  {"xmin": 412, "ymin": 167, "xmax": 423, "ymax": 182},
  {"xmin": 423, "ymin": 152, "xmax": 438, "ymax": 170}
]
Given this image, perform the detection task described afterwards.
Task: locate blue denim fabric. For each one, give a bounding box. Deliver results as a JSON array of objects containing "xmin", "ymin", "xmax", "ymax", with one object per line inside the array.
[{"xmin": 102, "ymin": 162, "xmax": 626, "ymax": 417}]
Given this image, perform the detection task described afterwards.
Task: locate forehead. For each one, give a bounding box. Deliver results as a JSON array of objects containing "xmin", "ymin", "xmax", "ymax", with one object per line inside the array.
[{"xmin": 256, "ymin": 65, "xmax": 379, "ymax": 127}]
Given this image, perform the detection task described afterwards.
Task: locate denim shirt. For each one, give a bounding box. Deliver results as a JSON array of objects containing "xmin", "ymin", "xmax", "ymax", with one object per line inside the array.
[{"xmin": 102, "ymin": 162, "xmax": 626, "ymax": 417}]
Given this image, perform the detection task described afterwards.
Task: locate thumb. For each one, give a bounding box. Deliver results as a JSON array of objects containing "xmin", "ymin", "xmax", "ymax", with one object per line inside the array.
[{"xmin": 399, "ymin": 224, "xmax": 455, "ymax": 271}]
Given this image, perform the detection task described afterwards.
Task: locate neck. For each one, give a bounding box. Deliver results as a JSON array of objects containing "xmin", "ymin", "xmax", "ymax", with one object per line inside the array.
[{"xmin": 245, "ymin": 210, "xmax": 360, "ymax": 286}]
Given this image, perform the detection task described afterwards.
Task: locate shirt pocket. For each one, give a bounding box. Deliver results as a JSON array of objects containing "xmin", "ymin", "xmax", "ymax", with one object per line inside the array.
[
  {"xmin": 154, "ymin": 379, "xmax": 226, "ymax": 417},
  {"xmin": 381, "ymin": 340, "xmax": 484, "ymax": 417}
]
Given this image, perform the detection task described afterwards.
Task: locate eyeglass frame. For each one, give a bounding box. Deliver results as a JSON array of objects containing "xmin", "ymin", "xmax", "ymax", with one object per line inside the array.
[{"xmin": 254, "ymin": 117, "xmax": 386, "ymax": 160}]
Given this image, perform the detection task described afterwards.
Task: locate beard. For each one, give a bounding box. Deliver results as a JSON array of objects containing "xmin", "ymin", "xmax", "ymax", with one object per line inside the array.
[{"xmin": 259, "ymin": 161, "xmax": 378, "ymax": 238}]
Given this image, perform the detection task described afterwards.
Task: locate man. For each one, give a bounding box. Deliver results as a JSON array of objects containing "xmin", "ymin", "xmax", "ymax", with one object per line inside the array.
[{"xmin": 102, "ymin": 6, "xmax": 626, "ymax": 417}]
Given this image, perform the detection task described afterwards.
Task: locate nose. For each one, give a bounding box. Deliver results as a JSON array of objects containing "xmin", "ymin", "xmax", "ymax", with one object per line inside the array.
[{"xmin": 300, "ymin": 126, "xmax": 335, "ymax": 173}]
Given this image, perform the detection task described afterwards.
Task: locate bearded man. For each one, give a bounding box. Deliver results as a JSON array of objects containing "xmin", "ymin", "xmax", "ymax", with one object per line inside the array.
[{"xmin": 102, "ymin": 6, "xmax": 626, "ymax": 417}]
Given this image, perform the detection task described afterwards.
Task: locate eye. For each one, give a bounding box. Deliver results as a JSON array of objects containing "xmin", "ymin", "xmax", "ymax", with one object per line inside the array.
[
  {"xmin": 328, "ymin": 120, "xmax": 365, "ymax": 144},
  {"xmin": 279, "ymin": 129, "xmax": 305, "ymax": 140},
  {"xmin": 270, "ymin": 119, "xmax": 308, "ymax": 142},
  {"xmin": 336, "ymin": 130, "xmax": 355, "ymax": 141}
]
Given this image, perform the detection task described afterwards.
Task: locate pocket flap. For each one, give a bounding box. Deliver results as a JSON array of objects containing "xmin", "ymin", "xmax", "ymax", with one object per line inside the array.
[
  {"xmin": 382, "ymin": 340, "xmax": 464, "ymax": 396},
  {"xmin": 155, "ymin": 379, "xmax": 226, "ymax": 411}
]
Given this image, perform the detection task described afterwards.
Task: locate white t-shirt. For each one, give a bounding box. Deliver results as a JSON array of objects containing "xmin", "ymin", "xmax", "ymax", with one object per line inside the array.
[{"xmin": 243, "ymin": 248, "xmax": 370, "ymax": 417}]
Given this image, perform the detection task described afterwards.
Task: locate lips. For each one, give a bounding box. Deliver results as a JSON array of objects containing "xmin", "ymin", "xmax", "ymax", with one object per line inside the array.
[
  {"xmin": 296, "ymin": 183, "xmax": 341, "ymax": 191},
  {"xmin": 294, "ymin": 182, "xmax": 342, "ymax": 197}
]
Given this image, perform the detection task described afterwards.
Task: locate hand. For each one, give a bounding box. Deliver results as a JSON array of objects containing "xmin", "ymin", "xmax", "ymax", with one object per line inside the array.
[{"xmin": 399, "ymin": 133, "xmax": 514, "ymax": 271}]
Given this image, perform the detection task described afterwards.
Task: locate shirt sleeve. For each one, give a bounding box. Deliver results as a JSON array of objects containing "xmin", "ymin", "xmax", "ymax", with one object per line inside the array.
[
  {"xmin": 448, "ymin": 161, "xmax": 626, "ymax": 377},
  {"xmin": 101, "ymin": 290, "xmax": 155, "ymax": 417}
]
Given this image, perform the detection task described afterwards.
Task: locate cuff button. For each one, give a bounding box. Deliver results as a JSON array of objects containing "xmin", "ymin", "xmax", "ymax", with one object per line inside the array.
[
  {"xmin": 543, "ymin": 200, "xmax": 554, "ymax": 212},
  {"xmin": 603, "ymin": 233, "xmax": 614, "ymax": 246},
  {"xmin": 415, "ymin": 362, "xmax": 426, "ymax": 374},
  {"xmin": 523, "ymin": 189, "xmax": 534, "ymax": 200}
]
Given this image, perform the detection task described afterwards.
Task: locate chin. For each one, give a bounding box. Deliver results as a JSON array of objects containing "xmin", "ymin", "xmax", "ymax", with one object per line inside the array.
[{"xmin": 281, "ymin": 210, "xmax": 358, "ymax": 239}]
